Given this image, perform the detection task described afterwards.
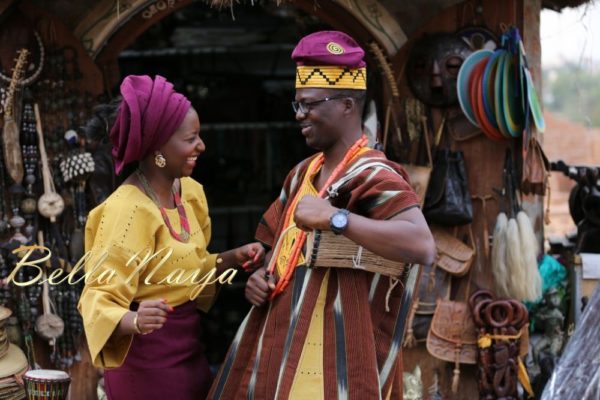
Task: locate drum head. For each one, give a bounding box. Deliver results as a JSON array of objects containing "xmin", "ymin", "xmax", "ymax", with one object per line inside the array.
[{"xmin": 24, "ymin": 369, "xmax": 70, "ymax": 380}]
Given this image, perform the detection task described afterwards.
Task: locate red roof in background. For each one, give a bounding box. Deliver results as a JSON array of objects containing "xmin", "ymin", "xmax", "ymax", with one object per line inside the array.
[{"xmin": 543, "ymin": 111, "xmax": 600, "ymax": 237}]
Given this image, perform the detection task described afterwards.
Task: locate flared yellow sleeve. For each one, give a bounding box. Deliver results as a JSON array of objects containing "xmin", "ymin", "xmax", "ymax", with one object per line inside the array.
[{"xmin": 78, "ymin": 196, "xmax": 160, "ymax": 369}]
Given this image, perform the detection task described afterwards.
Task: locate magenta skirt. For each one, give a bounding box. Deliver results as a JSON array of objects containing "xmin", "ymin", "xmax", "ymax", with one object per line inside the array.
[{"xmin": 104, "ymin": 301, "xmax": 213, "ymax": 400}]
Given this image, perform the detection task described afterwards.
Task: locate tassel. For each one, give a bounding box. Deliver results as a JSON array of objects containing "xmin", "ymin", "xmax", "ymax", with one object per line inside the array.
[
  {"xmin": 517, "ymin": 211, "xmax": 543, "ymax": 301},
  {"xmin": 403, "ymin": 328, "xmax": 417, "ymax": 349},
  {"xmin": 491, "ymin": 213, "xmax": 509, "ymax": 297},
  {"xmin": 506, "ymin": 218, "xmax": 527, "ymax": 300},
  {"xmin": 384, "ymin": 277, "xmax": 400, "ymax": 312},
  {"xmin": 427, "ymin": 264, "xmax": 437, "ymax": 292},
  {"xmin": 451, "ymin": 357, "xmax": 461, "ymax": 394},
  {"xmin": 403, "ymin": 298, "xmax": 420, "ymax": 348}
]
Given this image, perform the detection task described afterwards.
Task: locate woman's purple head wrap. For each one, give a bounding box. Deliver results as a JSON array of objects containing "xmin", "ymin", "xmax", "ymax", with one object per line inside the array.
[{"xmin": 110, "ymin": 75, "xmax": 192, "ymax": 175}]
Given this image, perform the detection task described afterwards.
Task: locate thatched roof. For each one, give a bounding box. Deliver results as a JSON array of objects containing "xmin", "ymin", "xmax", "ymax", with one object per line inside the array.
[{"xmin": 210, "ymin": 0, "xmax": 594, "ymax": 12}]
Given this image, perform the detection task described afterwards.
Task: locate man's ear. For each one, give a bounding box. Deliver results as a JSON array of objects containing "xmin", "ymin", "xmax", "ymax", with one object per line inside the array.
[{"xmin": 343, "ymin": 97, "xmax": 355, "ymax": 114}]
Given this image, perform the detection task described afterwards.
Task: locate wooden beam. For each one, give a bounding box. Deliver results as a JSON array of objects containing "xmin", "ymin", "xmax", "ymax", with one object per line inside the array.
[
  {"xmin": 0, "ymin": 0, "xmax": 15, "ymax": 17},
  {"xmin": 521, "ymin": 0, "xmax": 545, "ymax": 244}
]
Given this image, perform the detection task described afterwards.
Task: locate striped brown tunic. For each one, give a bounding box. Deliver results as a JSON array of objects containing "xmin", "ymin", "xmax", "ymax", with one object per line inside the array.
[{"xmin": 209, "ymin": 149, "xmax": 419, "ymax": 399}]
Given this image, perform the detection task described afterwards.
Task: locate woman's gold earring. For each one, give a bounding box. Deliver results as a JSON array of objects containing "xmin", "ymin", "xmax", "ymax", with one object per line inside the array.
[{"xmin": 154, "ymin": 153, "xmax": 167, "ymax": 168}]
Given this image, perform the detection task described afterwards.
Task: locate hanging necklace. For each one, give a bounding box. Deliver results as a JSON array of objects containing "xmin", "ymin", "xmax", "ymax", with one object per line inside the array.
[
  {"xmin": 0, "ymin": 31, "xmax": 45, "ymax": 86},
  {"xmin": 136, "ymin": 170, "xmax": 190, "ymax": 243},
  {"xmin": 268, "ymin": 134, "xmax": 368, "ymax": 298}
]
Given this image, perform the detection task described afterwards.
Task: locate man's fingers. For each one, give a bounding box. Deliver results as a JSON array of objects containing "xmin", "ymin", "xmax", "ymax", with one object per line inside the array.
[
  {"xmin": 245, "ymin": 291, "xmax": 266, "ymax": 307},
  {"xmin": 246, "ymin": 284, "xmax": 268, "ymax": 301},
  {"xmin": 247, "ymin": 294, "xmax": 266, "ymax": 307},
  {"xmin": 267, "ymin": 273, "xmax": 278, "ymax": 290}
]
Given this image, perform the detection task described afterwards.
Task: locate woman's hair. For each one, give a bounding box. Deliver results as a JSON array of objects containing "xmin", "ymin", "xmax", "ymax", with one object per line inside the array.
[
  {"xmin": 82, "ymin": 96, "xmax": 122, "ymax": 143},
  {"xmin": 82, "ymin": 96, "xmax": 139, "ymax": 184}
]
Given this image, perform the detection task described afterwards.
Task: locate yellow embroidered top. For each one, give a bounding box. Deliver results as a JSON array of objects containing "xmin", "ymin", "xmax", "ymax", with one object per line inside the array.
[
  {"xmin": 78, "ymin": 177, "xmax": 219, "ymax": 368},
  {"xmin": 279, "ymin": 157, "xmax": 327, "ymax": 397}
]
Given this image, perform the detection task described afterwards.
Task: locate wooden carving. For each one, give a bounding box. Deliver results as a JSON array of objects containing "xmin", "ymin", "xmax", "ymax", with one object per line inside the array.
[{"xmin": 2, "ymin": 49, "xmax": 29, "ymax": 184}]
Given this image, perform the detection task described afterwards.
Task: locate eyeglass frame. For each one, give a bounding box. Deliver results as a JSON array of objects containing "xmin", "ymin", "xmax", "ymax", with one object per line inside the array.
[{"xmin": 291, "ymin": 95, "xmax": 349, "ymax": 114}]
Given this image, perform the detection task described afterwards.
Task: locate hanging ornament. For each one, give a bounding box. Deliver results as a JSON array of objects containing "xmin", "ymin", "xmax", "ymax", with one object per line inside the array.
[{"xmin": 59, "ymin": 152, "xmax": 95, "ymax": 183}]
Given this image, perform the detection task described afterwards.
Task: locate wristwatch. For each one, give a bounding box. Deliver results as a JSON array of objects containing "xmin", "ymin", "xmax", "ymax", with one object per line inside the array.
[{"xmin": 330, "ymin": 209, "xmax": 350, "ymax": 235}]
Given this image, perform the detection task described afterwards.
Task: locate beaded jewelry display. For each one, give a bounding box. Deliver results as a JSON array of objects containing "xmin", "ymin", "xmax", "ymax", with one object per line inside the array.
[
  {"xmin": 20, "ymin": 103, "xmax": 39, "ymax": 190},
  {"xmin": 0, "ymin": 31, "xmax": 45, "ymax": 87},
  {"xmin": 0, "ymin": 251, "xmax": 11, "ymax": 307}
]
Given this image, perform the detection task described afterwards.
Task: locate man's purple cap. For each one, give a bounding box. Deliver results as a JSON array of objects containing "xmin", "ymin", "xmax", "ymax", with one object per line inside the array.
[{"xmin": 292, "ymin": 30, "xmax": 366, "ymax": 68}]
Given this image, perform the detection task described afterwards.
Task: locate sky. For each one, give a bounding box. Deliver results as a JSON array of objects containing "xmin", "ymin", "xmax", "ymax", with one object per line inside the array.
[{"xmin": 541, "ymin": 1, "xmax": 600, "ymax": 69}]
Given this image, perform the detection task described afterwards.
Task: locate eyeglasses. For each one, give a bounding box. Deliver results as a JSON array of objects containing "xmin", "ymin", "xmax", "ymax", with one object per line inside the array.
[{"xmin": 291, "ymin": 95, "xmax": 347, "ymax": 114}]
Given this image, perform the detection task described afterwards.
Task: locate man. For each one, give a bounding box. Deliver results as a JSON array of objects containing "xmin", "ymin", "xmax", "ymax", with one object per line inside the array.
[{"xmin": 209, "ymin": 31, "xmax": 435, "ymax": 399}]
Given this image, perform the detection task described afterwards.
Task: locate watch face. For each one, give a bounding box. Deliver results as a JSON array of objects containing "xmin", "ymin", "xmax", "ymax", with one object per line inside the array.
[{"xmin": 332, "ymin": 212, "xmax": 348, "ymax": 229}]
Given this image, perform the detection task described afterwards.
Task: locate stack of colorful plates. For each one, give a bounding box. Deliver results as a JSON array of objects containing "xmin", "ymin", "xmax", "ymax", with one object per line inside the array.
[{"xmin": 457, "ymin": 27, "xmax": 545, "ymax": 141}]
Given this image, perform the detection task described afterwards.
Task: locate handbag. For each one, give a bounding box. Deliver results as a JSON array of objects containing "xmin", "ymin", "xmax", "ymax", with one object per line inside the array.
[
  {"xmin": 403, "ymin": 263, "xmax": 451, "ymax": 347},
  {"xmin": 424, "ymin": 148, "xmax": 473, "ymax": 224},
  {"xmin": 424, "ymin": 149, "xmax": 473, "ymax": 225},
  {"xmin": 521, "ymin": 136, "xmax": 549, "ymax": 196},
  {"xmin": 431, "ymin": 225, "xmax": 475, "ymax": 276},
  {"xmin": 426, "ymin": 299, "xmax": 478, "ymax": 393},
  {"xmin": 426, "ymin": 232, "xmax": 477, "ymax": 394},
  {"xmin": 403, "ymin": 226, "xmax": 475, "ymax": 347}
]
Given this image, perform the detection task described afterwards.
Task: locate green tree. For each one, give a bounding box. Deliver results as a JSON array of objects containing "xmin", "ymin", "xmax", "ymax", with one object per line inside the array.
[{"xmin": 544, "ymin": 63, "xmax": 600, "ymax": 128}]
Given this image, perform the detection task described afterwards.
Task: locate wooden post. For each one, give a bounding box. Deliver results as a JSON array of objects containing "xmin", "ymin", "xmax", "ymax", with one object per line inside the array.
[{"xmin": 521, "ymin": 0, "xmax": 546, "ymax": 246}]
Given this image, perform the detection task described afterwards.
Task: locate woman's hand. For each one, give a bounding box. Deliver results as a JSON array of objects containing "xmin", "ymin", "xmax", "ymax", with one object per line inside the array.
[
  {"xmin": 245, "ymin": 267, "xmax": 277, "ymax": 307},
  {"xmin": 135, "ymin": 299, "xmax": 172, "ymax": 335},
  {"xmin": 234, "ymin": 242, "xmax": 265, "ymax": 271}
]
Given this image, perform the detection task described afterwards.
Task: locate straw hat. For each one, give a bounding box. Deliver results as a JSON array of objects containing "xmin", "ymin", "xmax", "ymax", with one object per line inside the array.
[
  {"xmin": 0, "ymin": 343, "xmax": 29, "ymax": 399},
  {"xmin": 0, "ymin": 343, "xmax": 28, "ymax": 377},
  {"xmin": 0, "ymin": 307, "xmax": 12, "ymax": 359}
]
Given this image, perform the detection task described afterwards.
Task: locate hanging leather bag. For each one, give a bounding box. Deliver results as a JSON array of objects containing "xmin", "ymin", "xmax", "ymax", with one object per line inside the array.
[
  {"xmin": 431, "ymin": 225, "xmax": 475, "ymax": 276},
  {"xmin": 521, "ymin": 136, "xmax": 549, "ymax": 196},
  {"xmin": 424, "ymin": 149, "xmax": 474, "ymax": 225},
  {"xmin": 403, "ymin": 263, "xmax": 451, "ymax": 347},
  {"xmin": 426, "ymin": 280, "xmax": 478, "ymax": 393},
  {"xmin": 403, "ymin": 226, "xmax": 475, "ymax": 347}
]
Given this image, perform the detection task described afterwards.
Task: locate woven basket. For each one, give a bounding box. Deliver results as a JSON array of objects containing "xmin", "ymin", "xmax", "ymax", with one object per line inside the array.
[{"xmin": 305, "ymin": 230, "xmax": 406, "ymax": 277}]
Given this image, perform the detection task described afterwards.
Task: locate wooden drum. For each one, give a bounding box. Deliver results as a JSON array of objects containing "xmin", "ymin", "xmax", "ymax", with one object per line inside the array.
[{"xmin": 23, "ymin": 369, "xmax": 70, "ymax": 400}]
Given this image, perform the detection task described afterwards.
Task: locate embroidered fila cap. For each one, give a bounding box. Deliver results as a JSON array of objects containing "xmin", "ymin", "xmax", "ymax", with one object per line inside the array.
[{"xmin": 292, "ymin": 30, "xmax": 367, "ymax": 90}]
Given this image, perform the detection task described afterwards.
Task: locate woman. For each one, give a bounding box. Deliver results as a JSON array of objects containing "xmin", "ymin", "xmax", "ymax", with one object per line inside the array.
[{"xmin": 78, "ymin": 75, "xmax": 264, "ymax": 399}]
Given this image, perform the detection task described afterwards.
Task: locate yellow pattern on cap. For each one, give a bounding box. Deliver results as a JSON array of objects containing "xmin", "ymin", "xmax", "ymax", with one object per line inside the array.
[
  {"xmin": 326, "ymin": 42, "xmax": 345, "ymax": 54},
  {"xmin": 295, "ymin": 66, "xmax": 367, "ymax": 89}
]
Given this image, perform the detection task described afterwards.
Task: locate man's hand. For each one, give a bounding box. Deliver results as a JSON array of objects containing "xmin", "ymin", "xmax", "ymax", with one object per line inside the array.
[
  {"xmin": 294, "ymin": 195, "xmax": 337, "ymax": 232},
  {"xmin": 245, "ymin": 267, "xmax": 277, "ymax": 307}
]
